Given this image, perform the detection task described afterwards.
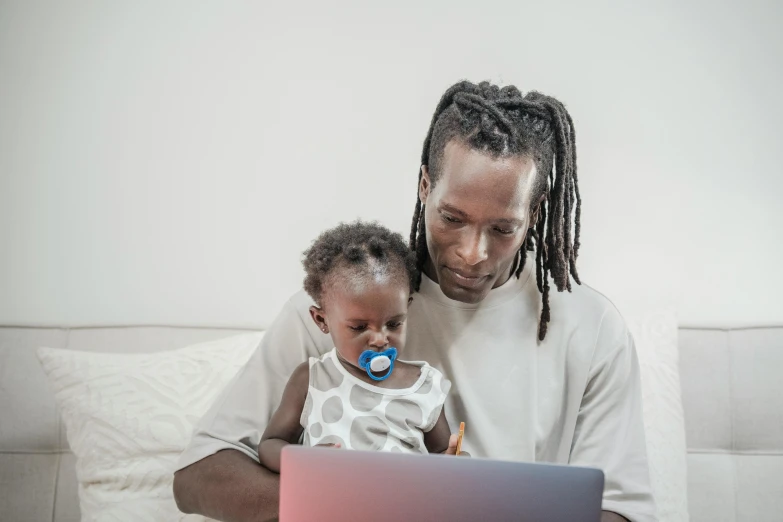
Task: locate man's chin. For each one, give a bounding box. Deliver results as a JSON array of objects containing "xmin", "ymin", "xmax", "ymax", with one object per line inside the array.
[{"xmin": 439, "ymin": 281, "xmax": 490, "ymax": 304}]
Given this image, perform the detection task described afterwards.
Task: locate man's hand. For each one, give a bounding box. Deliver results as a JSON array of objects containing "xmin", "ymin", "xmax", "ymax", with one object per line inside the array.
[{"xmin": 601, "ymin": 511, "xmax": 630, "ymax": 522}]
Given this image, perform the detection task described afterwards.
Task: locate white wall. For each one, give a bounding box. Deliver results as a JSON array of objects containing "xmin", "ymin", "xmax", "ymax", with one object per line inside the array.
[{"xmin": 1, "ymin": 0, "xmax": 781, "ymax": 329}]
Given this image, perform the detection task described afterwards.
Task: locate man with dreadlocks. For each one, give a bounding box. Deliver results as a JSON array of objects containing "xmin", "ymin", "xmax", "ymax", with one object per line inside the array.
[{"xmin": 174, "ymin": 81, "xmax": 656, "ymax": 522}]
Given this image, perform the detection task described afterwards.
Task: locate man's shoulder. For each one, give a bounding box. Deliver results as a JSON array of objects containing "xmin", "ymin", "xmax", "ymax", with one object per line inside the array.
[
  {"xmin": 549, "ymin": 280, "xmax": 629, "ymax": 348},
  {"xmin": 264, "ymin": 289, "xmax": 332, "ymax": 354},
  {"xmin": 270, "ymin": 289, "xmax": 320, "ymax": 337},
  {"xmin": 273, "ymin": 288, "xmax": 319, "ymax": 328},
  {"xmin": 551, "ymin": 280, "xmax": 621, "ymax": 321},
  {"xmin": 285, "ymin": 288, "xmax": 317, "ymax": 313}
]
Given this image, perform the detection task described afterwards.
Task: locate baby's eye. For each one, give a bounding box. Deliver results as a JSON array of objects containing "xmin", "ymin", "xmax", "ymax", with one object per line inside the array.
[
  {"xmin": 349, "ymin": 325, "xmax": 367, "ymax": 332},
  {"xmin": 386, "ymin": 322, "xmax": 403, "ymax": 330}
]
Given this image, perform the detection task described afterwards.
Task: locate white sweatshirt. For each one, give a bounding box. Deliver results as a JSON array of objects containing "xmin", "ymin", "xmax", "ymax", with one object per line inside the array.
[{"xmin": 177, "ymin": 255, "xmax": 657, "ymax": 521}]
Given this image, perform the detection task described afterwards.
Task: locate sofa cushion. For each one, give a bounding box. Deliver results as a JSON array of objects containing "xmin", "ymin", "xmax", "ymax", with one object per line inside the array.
[
  {"xmin": 686, "ymin": 453, "xmax": 736, "ymax": 522},
  {"xmin": 729, "ymin": 328, "xmax": 783, "ymax": 452},
  {"xmin": 735, "ymin": 454, "xmax": 783, "ymax": 519},
  {"xmin": 54, "ymin": 452, "xmax": 80, "ymax": 522},
  {"xmin": 678, "ymin": 329, "xmax": 732, "ymax": 453},
  {"xmin": 0, "ymin": 328, "xmax": 67, "ymax": 452},
  {"xmin": 0, "ymin": 453, "xmax": 59, "ymax": 521},
  {"xmin": 680, "ymin": 326, "xmax": 783, "ymax": 522}
]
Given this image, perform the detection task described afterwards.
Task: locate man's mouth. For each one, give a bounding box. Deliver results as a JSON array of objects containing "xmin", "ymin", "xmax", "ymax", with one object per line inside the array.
[{"xmin": 444, "ymin": 266, "xmax": 488, "ymax": 289}]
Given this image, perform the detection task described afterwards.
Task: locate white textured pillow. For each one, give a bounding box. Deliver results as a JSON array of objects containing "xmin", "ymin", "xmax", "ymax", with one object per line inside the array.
[
  {"xmin": 37, "ymin": 332, "xmax": 263, "ymax": 522},
  {"xmin": 625, "ymin": 309, "xmax": 689, "ymax": 522}
]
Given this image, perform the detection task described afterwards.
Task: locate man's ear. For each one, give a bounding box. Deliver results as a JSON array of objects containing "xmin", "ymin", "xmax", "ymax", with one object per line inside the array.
[
  {"xmin": 419, "ymin": 166, "xmax": 431, "ymax": 206},
  {"xmin": 309, "ymin": 305, "xmax": 329, "ymax": 334},
  {"xmin": 529, "ymin": 193, "xmax": 547, "ymax": 228}
]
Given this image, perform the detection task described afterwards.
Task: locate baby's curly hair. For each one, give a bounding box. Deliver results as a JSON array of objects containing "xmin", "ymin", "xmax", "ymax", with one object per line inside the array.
[{"xmin": 303, "ymin": 221, "xmax": 418, "ymax": 306}]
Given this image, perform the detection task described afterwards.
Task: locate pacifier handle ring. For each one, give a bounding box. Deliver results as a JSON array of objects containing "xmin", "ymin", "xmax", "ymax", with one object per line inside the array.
[
  {"xmin": 358, "ymin": 347, "xmax": 398, "ymax": 382},
  {"xmin": 366, "ymin": 359, "xmax": 395, "ymax": 381}
]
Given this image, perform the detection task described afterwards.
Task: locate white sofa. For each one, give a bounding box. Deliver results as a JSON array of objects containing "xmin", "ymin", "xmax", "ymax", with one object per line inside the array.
[{"xmin": 1, "ymin": 325, "xmax": 781, "ymax": 521}]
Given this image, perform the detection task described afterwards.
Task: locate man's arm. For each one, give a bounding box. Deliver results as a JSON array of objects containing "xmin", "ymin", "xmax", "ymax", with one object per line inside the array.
[
  {"xmin": 172, "ymin": 291, "xmax": 329, "ymax": 521},
  {"xmin": 174, "ymin": 450, "xmax": 280, "ymax": 522},
  {"xmin": 602, "ymin": 511, "xmax": 630, "ymax": 522},
  {"xmin": 570, "ymin": 306, "xmax": 657, "ymax": 522}
]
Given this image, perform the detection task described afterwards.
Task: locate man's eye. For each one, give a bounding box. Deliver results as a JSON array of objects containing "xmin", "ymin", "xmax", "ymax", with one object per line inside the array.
[
  {"xmin": 349, "ymin": 325, "xmax": 367, "ymax": 332},
  {"xmin": 494, "ymin": 227, "xmax": 514, "ymax": 235},
  {"xmin": 443, "ymin": 215, "xmax": 461, "ymax": 224}
]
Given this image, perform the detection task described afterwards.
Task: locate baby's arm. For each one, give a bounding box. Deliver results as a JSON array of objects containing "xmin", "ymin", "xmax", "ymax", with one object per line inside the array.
[
  {"xmin": 258, "ymin": 361, "xmax": 310, "ymax": 473},
  {"xmin": 424, "ymin": 408, "xmax": 461, "ymax": 455}
]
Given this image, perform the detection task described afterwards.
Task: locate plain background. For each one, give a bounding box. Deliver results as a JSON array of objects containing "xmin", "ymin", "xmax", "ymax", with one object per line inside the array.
[{"xmin": 1, "ymin": 1, "xmax": 781, "ymax": 329}]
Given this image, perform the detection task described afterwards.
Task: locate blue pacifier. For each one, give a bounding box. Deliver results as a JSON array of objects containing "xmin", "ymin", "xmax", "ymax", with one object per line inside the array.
[{"xmin": 358, "ymin": 347, "xmax": 398, "ymax": 381}]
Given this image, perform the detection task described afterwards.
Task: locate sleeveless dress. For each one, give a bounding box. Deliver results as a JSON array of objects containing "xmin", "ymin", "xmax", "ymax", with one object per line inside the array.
[{"xmin": 300, "ymin": 348, "xmax": 451, "ymax": 454}]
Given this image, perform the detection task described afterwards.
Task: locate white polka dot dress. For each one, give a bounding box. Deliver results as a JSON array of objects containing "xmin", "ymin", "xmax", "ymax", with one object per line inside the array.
[{"xmin": 300, "ymin": 348, "xmax": 451, "ymax": 454}]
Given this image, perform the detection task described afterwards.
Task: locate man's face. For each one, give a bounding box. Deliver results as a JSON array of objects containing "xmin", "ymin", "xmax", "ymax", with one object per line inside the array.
[{"xmin": 420, "ymin": 139, "xmax": 539, "ymax": 304}]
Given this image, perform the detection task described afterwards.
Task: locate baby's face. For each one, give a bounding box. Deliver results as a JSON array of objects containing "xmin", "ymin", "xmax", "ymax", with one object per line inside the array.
[{"xmin": 322, "ymin": 273, "xmax": 410, "ymax": 370}]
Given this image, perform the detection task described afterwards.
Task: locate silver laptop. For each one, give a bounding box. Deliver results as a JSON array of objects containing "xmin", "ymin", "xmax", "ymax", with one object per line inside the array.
[{"xmin": 280, "ymin": 446, "xmax": 605, "ymax": 522}]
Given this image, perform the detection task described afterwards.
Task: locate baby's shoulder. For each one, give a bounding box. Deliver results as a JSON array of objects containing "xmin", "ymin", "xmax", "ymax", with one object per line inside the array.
[{"xmin": 286, "ymin": 361, "xmax": 311, "ymax": 389}]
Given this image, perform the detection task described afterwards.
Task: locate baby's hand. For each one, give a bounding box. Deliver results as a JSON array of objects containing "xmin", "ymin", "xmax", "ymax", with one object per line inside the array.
[
  {"xmin": 315, "ymin": 442, "xmax": 342, "ymax": 449},
  {"xmin": 444, "ymin": 434, "xmax": 470, "ymax": 457}
]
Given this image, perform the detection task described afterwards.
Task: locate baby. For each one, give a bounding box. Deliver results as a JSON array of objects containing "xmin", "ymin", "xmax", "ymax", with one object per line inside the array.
[{"xmin": 258, "ymin": 221, "xmax": 459, "ymax": 473}]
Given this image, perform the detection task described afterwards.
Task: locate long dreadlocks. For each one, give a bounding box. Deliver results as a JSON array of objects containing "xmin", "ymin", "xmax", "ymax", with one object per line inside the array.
[{"xmin": 409, "ymin": 80, "xmax": 581, "ymax": 341}]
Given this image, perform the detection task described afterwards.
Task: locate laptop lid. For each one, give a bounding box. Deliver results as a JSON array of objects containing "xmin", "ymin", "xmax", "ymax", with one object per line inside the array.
[{"xmin": 280, "ymin": 446, "xmax": 604, "ymax": 522}]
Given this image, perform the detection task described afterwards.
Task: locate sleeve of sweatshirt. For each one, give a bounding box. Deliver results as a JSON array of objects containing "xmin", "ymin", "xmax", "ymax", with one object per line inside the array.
[
  {"xmin": 569, "ymin": 305, "xmax": 658, "ymax": 522},
  {"xmin": 175, "ymin": 290, "xmax": 328, "ymax": 471}
]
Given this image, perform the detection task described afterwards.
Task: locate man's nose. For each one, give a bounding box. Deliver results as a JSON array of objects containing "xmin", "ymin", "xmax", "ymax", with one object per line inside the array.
[{"xmin": 456, "ymin": 229, "xmax": 489, "ymax": 266}]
